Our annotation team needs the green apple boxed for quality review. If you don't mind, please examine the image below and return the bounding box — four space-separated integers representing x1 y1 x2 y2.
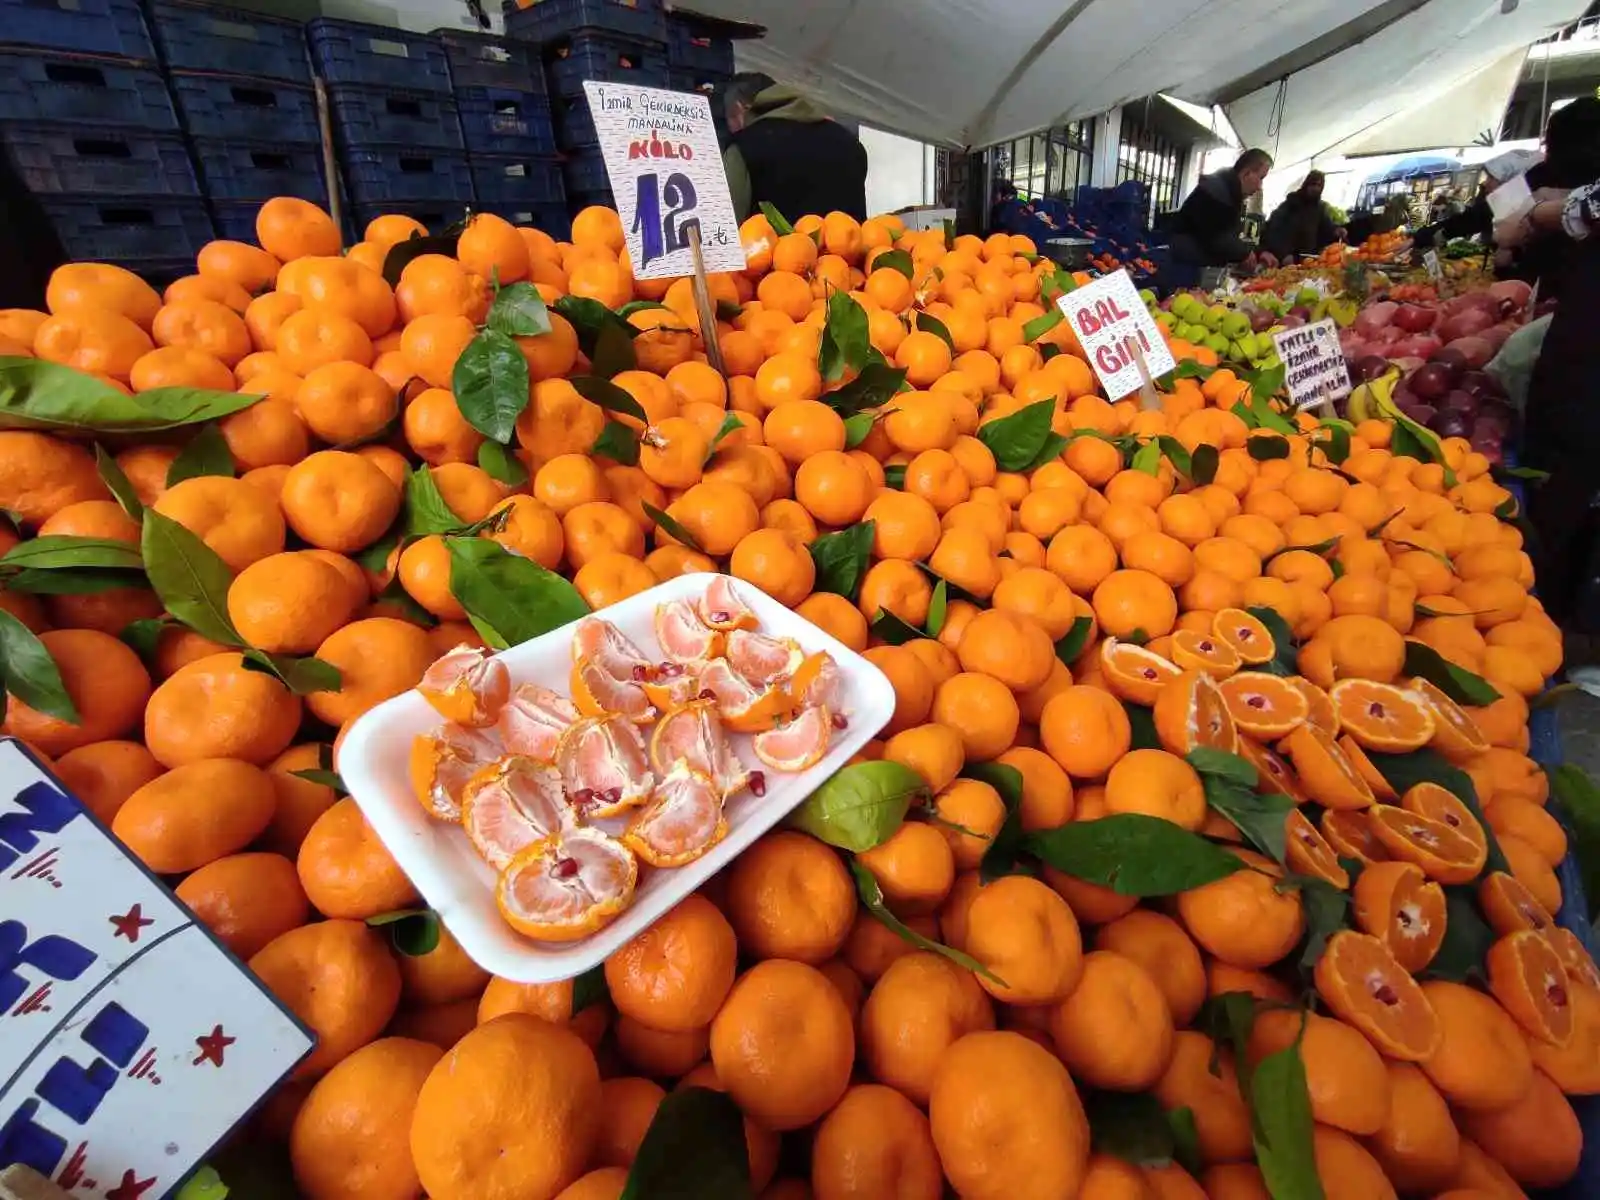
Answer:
1179 322 1209 343
1155 311 1177 330
1139 289 1157 307
1171 294 1200 322
1204 304 1229 330
1204 332 1231 355
1222 311 1251 341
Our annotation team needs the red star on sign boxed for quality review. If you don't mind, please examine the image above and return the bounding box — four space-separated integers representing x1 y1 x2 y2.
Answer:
108 904 154 943
105 1169 156 1200
192 1024 235 1068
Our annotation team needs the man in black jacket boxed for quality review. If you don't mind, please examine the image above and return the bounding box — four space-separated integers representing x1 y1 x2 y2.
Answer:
1168 148 1275 276
1263 170 1341 260
720 73 868 222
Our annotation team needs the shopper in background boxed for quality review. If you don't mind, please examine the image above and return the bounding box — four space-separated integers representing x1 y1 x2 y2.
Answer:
1413 148 1542 251
1165 148 1277 284
1262 169 1342 261
719 73 868 223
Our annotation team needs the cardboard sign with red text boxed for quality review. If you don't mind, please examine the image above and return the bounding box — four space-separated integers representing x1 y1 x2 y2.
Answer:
0 739 313 1198
1055 270 1175 401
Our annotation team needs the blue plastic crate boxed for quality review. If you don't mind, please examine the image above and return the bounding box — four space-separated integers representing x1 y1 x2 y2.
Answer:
2 125 198 196
168 72 318 144
469 152 564 206
343 146 473 205
560 146 609 195
0 0 154 59
667 67 730 99
545 30 669 97
665 15 733 75
307 18 451 95
476 201 569 240
504 0 665 47
0 49 177 130
455 86 556 155
329 84 464 151
145 0 307 82
550 91 595 149
435 27 542 90
192 138 325 201
42 195 212 261
566 186 612 211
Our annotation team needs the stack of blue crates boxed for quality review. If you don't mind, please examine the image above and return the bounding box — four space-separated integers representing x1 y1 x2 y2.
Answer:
436 28 565 238
0 0 212 276
307 17 471 232
146 0 322 245
664 10 734 99
504 0 669 211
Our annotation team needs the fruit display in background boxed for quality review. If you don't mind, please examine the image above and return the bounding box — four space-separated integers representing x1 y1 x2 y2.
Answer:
0 194 1585 1200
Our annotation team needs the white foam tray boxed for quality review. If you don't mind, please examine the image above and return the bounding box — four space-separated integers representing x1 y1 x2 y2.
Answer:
339 572 895 983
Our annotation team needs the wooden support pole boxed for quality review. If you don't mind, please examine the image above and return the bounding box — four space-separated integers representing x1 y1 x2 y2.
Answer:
688 225 726 375
313 77 343 247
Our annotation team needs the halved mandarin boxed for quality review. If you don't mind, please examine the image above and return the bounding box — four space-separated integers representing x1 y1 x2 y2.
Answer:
1313 929 1443 1062
1336 735 1397 801
1487 930 1574 1046
649 698 748 796
698 574 758 631
1368 805 1486 885
1218 672 1310 739
1284 809 1349 888
1479 870 1557 937
623 762 728 868
1330 679 1436 753
1100 636 1183 705
570 655 656 724
753 704 834 772
1153 669 1238 756
725 628 806 685
1289 675 1340 738
1212 607 1277 665
1281 723 1374 811
655 596 725 664
1170 628 1242 680
496 827 638 941
1547 926 1600 993
409 725 502 821
461 756 571 869
572 616 649 672
496 682 579 760
1400 781 1488 857
417 644 510 727
1236 736 1308 803
1407 676 1490 763
698 657 792 733
1352 860 1446 973
638 661 701 712
1321 809 1389 865
555 714 654 818
787 650 842 711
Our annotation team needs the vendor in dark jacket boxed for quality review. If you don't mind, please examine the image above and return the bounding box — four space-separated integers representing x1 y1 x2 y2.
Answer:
720 73 868 222
1168 148 1276 273
1262 169 1341 260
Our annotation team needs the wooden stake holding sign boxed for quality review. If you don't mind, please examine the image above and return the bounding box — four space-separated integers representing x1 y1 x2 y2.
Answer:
312 77 343 246
1056 269 1175 411
579 81 745 375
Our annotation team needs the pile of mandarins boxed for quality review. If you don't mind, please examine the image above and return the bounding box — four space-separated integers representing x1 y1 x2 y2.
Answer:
0 194 1591 1200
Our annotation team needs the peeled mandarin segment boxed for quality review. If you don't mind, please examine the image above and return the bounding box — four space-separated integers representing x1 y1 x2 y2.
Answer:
1478 870 1556 937
698 657 792 733
725 628 806 684
570 656 656 724
697 575 758 631
496 683 580 760
787 651 843 712
1336 734 1398 800
753 704 834 772
1320 808 1390 865
1217 671 1310 739
639 664 702 712
1401 780 1487 852
555 715 654 818
1283 810 1349 889
1368 804 1487 886
654 597 724 664
572 616 649 671
1351 860 1446 973
1487 930 1574 1047
1281 723 1374 811
408 726 503 822
1211 607 1276 664
417 644 510 727
1330 679 1436 753
1313 930 1443 1062
496 827 638 941
1169 629 1241 680
1408 676 1489 762
1099 637 1182 706
461 756 571 869
622 763 728 868
648 699 749 796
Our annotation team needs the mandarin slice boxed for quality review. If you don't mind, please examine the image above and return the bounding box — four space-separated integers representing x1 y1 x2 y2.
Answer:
1284 809 1349 888
655 596 724 664
1289 675 1340 737
1369 805 1486 885
461 756 571 869
417 643 510 727
1331 679 1436 753
409 725 502 821
1486 930 1574 1047
1478 870 1556 937
698 657 793 733
1212 607 1276 665
649 698 749 796
1336 734 1398 800
698 574 758 632
1400 781 1487 855
1153 669 1238 757
1236 736 1307 802
496 682 579 761
1351 860 1446 973
1321 809 1389 865
572 616 649 671
1218 672 1309 740
753 704 834 773
555 714 654 818
725 628 806 685
1313 930 1442 1062
1281 723 1374 811
1408 676 1490 763
1099 637 1182 706
497 827 638 941
622 762 728 868
570 656 656 724
1546 926 1600 993
1170 628 1242 680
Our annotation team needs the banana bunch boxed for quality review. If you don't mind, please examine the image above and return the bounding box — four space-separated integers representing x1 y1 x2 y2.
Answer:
1346 367 1402 425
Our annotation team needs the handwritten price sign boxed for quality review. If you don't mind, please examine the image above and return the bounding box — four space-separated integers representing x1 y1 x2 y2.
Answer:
582 81 745 280
1056 270 1175 401
0 739 312 1198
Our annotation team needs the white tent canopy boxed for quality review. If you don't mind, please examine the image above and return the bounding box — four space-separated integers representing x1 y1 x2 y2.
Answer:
1225 0 1581 177
1328 49 1530 158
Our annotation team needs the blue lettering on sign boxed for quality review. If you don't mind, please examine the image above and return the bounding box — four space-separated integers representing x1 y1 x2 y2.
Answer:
36 1055 116 1124
0 1099 68 1178
81 1001 148 1068
0 778 80 872
0 921 97 1013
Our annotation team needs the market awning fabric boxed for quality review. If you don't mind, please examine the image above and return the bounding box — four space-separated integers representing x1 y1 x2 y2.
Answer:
1327 50 1531 158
